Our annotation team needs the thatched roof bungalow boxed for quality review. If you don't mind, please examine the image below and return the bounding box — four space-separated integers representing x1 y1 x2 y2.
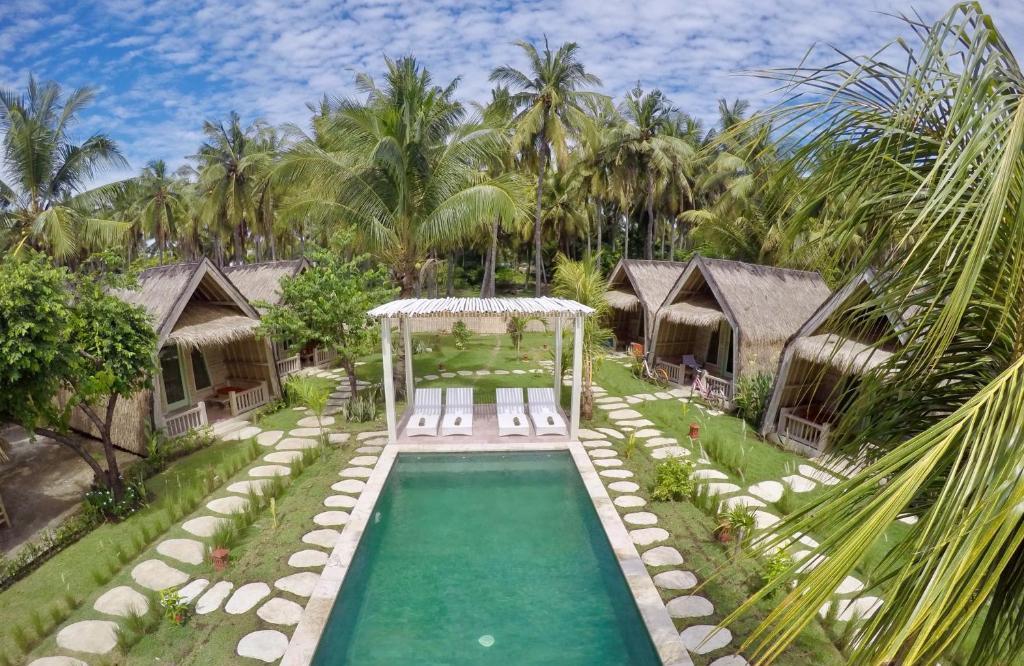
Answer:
71 260 282 453
606 259 689 351
761 270 907 455
650 257 831 401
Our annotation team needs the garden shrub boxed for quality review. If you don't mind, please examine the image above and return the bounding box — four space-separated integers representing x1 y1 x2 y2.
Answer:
451 320 471 350
734 372 774 427
650 458 695 501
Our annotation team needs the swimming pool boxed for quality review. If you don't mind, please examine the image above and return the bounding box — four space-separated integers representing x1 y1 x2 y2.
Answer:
309 451 661 665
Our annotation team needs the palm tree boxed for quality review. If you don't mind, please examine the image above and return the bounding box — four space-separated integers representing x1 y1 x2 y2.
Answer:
490 38 602 295
132 160 183 264
0 76 127 262
726 6 1024 665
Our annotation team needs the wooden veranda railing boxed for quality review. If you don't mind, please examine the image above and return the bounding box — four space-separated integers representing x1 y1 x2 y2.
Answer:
778 407 831 451
277 354 301 377
229 382 269 416
165 402 208 437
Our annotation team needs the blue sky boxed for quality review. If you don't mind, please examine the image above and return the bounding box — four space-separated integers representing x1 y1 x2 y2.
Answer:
2 0 1023 184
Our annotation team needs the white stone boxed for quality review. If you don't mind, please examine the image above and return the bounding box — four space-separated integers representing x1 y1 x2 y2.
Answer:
227 479 274 496
600 469 634 479
680 625 732 654
225 582 271 614
257 597 304 626
753 510 781 530
93 586 149 617
642 546 684 566
608 481 640 493
350 455 379 466
667 595 715 618
324 494 358 508
653 570 698 590
619 419 656 427
511 369 526 374
719 495 766 511
493 369 509 375
704 482 741 496
651 446 689 460
748 480 785 503
339 466 373 478
178 578 210 604
598 402 629 410
297 416 335 428
314 511 349 526
132 559 189 590
274 572 319 597
822 596 884 621
264 450 303 464
276 437 319 450
237 630 289 662
196 581 234 614
782 474 817 493
157 538 206 565
631 528 670 546
624 396 643 404
332 479 366 493
182 515 229 537
597 428 624 439
710 657 749 666
614 495 647 508
355 445 383 454
303 528 342 548
592 458 623 468
254 431 282 447
28 658 89 666
249 464 292 478
837 575 865 595
223 426 262 441
441 372 456 378
609 409 643 419
624 512 658 526
329 433 352 444
898 514 919 525
289 550 329 568
357 431 387 441
207 495 251 515
581 439 611 448
799 464 840 485
291 427 328 437
634 428 662 438
578 428 604 440
56 620 119 654
693 469 728 480
646 437 679 447
589 448 618 458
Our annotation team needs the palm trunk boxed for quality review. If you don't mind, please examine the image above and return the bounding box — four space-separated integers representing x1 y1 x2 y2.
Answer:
447 252 456 297
481 216 499 297
595 203 603 257
623 211 630 259
534 150 546 296
645 170 655 260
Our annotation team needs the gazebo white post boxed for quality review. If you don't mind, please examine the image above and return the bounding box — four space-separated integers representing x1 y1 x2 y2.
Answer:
380 317 398 442
402 317 414 407
553 317 563 405
570 314 584 440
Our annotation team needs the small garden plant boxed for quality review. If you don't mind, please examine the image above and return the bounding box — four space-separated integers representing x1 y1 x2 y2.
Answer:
650 458 695 501
159 588 189 626
451 320 471 350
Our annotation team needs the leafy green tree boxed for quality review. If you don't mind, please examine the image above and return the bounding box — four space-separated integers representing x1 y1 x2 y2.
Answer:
0 76 128 262
0 254 156 500
259 251 396 394
132 160 184 264
491 38 603 294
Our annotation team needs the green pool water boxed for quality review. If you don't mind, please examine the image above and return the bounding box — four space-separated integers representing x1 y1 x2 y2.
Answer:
311 451 661 665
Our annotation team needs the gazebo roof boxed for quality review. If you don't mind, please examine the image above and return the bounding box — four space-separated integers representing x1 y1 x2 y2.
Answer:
368 297 594 319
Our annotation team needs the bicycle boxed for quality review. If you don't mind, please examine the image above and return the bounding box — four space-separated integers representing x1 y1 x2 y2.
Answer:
632 352 670 388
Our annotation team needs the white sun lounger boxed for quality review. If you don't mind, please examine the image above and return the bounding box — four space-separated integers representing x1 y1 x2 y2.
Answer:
440 387 474 436
496 388 531 437
406 388 442 436
527 387 567 436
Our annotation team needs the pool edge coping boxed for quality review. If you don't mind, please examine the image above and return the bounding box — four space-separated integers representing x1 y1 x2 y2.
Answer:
281 442 693 666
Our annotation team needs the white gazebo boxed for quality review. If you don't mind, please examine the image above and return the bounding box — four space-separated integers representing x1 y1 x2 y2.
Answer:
367 297 595 443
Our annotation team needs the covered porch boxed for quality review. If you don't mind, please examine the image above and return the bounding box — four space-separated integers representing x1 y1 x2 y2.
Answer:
652 297 736 402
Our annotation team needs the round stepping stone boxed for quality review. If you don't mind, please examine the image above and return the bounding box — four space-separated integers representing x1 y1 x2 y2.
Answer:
298 416 335 427
799 464 840 485
275 571 319 597
578 428 604 440
608 481 640 493
314 510 349 526
324 494 358 508
349 455 379 466
651 446 689 460
494 369 509 375
237 629 289 662
620 419 655 427
332 479 366 493
157 538 207 565
593 458 623 468
589 448 618 458
28 659 89 666
249 464 291 477
340 467 373 478
599 402 630 410
277 437 318 450
329 432 352 444
631 528 670 546
132 559 188 590
357 430 387 440
303 528 342 548
653 570 698 590
782 474 817 492
667 595 714 618
582 439 612 448
720 495 766 511
255 430 283 447
56 620 119 654
291 427 327 437
224 425 262 441
837 575 864 595
94 586 149 617
177 578 210 604
225 582 271 614
227 479 273 496
624 396 643 404
355 445 383 454
710 657 750 666
634 428 662 438
680 625 732 654
257 597 304 626
704 482 741 496
597 428 624 439
748 480 785 502
614 495 647 508
207 495 250 515
693 469 728 480
600 469 634 479
646 437 679 446
642 546 684 566
263 450 303 464
182 515 229 537
197 581 234 614
753 510 781 530
289 549 328 568
609 409 643 419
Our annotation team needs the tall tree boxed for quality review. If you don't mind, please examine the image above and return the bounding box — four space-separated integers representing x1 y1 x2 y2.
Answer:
0 76 127 262
491 38 602 294
132 160 183 264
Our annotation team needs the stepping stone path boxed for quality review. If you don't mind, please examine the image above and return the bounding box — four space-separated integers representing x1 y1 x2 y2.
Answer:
277 437 318 450
56 620 119 654
837 575 865 595
642 546 684 567
631 528 669 545
651 446 689 460
249 464 291 477
589 448 618 458
257 597 304 626
653 570 698 590
297 416 335 427
255 430 283 446
704 482 741 496
264 451 304 464
597 428 624 439
333 479 366 493
593 458 623 468
349 455 379 466
782 474 817 493
275 572 320 597
28 658 89 666
197 581 234 614
748 480 784 503
132 559 189 590
314 510 349 526
225 582 271 615
303 529 341 548
600 469 634 479
157 538 207 565
340 467 373 478
799 464 839 485
720 495 766 511
93 586 149 617
693 469 728 480
178 578 210 604
228 479 273 495
324 494 358 508
288 549 328 568
667 595 715 618
680 625 732 654
237 630 289 663
624 512 658 526
183 515 229 537
614 495 646 508
710 657 749 666
608 481 640 493
224 425 262 441
207 495 251 514
355 445 383 454
609 409 643 419
291 427 328 437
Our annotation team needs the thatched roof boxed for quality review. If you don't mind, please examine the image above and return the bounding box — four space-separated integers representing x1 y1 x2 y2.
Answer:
113 262 202 331
791 334 893 374
660 297 726 327
606 289 641 311
224 259 308 310
167 303 261 348
608 259 688 313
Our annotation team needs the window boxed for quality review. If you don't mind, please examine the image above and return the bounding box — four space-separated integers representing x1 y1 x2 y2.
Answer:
191 348 212 390
159 346 187 409
706 329 720 365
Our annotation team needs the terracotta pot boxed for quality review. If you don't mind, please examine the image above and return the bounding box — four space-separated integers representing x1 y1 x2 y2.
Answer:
212 547 230 571
689 423 700 439
715 527 732 543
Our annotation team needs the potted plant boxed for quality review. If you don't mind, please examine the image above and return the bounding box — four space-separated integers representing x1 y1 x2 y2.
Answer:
159 588 190 626
716 505 756 547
